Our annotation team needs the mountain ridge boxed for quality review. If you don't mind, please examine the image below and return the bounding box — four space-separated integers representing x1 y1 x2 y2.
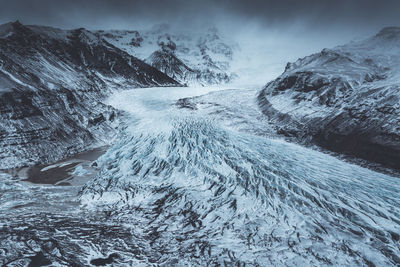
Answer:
0 21 180 169
258 27 400 172
97 25 237 85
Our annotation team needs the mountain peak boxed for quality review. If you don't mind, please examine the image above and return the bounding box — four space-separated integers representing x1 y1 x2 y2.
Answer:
0 20 23 31
11 20 23 27
0 20 34 40
9 20 28 32
69 27 102 45
374 26 400 40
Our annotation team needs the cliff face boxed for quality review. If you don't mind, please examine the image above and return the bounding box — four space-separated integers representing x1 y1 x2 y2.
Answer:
0 21 180 169
258 27 400 171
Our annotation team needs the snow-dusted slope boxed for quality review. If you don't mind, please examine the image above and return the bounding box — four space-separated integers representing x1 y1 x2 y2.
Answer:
258 27 400 172
0 21 179 169
98 25 237 85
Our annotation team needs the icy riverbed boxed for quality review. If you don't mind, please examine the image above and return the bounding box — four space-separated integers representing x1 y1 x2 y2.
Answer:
1 86 400 266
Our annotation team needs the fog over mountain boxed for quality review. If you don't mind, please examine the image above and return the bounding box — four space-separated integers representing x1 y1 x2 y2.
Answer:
1 0 400 84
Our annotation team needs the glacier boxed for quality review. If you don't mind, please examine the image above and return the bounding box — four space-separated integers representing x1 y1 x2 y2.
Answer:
3 87 398 266
79 87 400 266
1 23 400 266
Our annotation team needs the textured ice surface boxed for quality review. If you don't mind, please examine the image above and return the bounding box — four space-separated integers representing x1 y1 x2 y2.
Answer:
80 87 400 266
2 86 400 266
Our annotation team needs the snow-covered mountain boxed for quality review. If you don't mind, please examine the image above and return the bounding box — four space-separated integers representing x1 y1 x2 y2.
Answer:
258 27 400 172
0 21 179 169
98 25 237 85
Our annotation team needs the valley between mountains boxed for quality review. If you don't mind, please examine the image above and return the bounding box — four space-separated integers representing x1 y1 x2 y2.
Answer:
0 21 399 266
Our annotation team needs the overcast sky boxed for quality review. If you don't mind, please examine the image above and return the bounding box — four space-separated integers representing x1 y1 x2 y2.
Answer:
0 0 398 31
1 0 398 84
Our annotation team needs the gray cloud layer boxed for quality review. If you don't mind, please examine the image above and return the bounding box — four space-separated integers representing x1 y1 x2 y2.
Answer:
0 0 399 31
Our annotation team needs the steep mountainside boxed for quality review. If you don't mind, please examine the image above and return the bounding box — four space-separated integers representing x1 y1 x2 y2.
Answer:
98 25 237 85
258 27 400 171
0 21 179 169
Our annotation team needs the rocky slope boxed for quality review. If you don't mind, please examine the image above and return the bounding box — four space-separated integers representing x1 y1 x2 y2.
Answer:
0 21 179 169
98 25 237 85
258 27 400 172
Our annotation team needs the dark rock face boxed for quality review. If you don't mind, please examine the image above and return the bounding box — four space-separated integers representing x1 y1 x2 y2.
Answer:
0 21 180 169
0 87 113 168
90 253 120 266
146 49 197 84
258 27 400 172
27 252 52 267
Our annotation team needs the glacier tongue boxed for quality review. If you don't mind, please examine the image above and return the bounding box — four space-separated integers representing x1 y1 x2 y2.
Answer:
79 87 400 266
